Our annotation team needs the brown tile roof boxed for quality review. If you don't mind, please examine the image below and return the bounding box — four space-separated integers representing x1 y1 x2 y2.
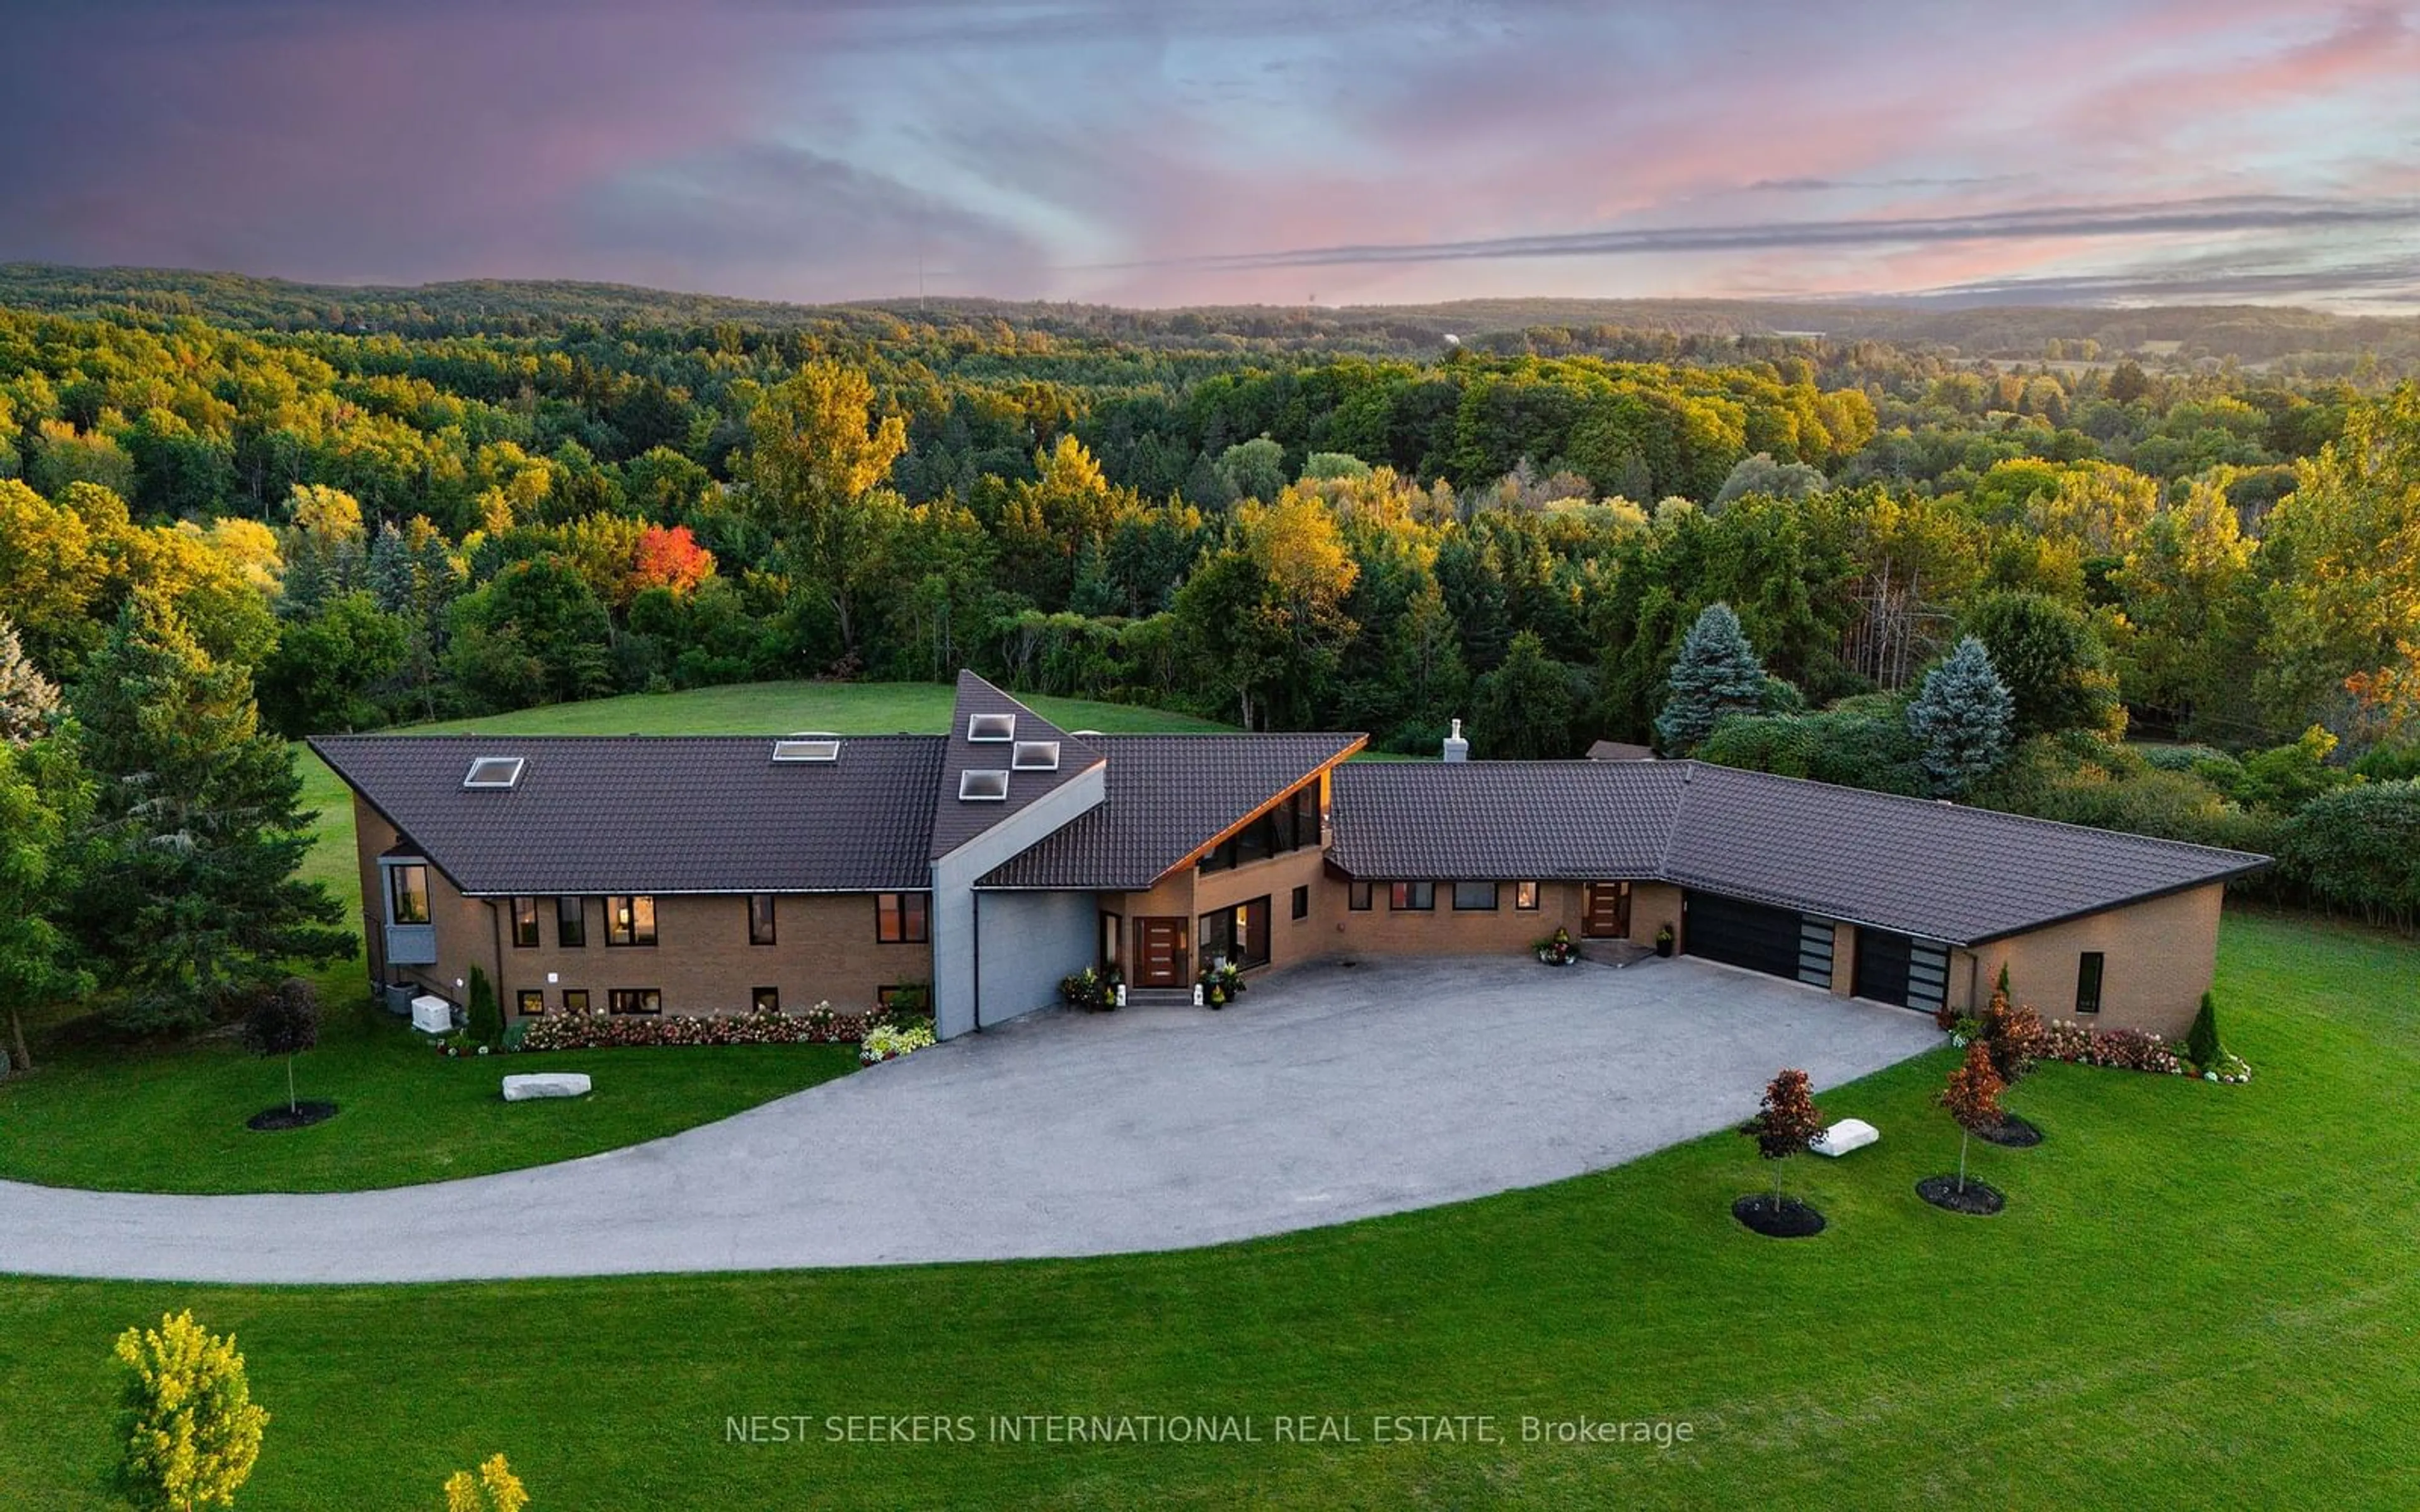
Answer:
1586 739 1657 761
1330 759 2267 944
928 670 1104 861
311 733 944 895
979 733 1366 890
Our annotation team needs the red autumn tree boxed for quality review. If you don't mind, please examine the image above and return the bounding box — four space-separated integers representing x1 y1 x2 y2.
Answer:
631 524 715 597
1739 1067 1823 1213
1940 1040 2005 1193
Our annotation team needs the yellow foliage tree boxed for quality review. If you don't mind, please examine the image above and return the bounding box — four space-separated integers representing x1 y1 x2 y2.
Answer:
112 1310 269 1512
443 1452 530 1512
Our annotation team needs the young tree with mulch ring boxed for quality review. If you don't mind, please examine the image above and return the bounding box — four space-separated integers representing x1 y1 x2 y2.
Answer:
1736 1067 1826 1237
1976 971 2047 1147
241 976 323 1127
1922 1041 2008 1215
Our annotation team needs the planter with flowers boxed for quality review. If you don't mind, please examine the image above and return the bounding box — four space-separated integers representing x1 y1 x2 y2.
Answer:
1059 965 1121 1012
1654 925 1675 958
1534 927 1577 966
1199 959 1247 1010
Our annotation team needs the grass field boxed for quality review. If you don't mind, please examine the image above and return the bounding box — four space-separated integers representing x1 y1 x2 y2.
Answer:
4 910 2414 1509
1 681 1223 1194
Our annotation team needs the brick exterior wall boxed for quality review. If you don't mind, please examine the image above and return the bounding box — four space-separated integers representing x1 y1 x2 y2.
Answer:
1947 883 2225 1040
350 796 930 1020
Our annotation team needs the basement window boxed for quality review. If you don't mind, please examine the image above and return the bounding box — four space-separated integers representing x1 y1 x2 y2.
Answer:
959 769 1010 801
1011 740 1061 772
462 756 524 790
771 734 841 762
967 712 1016 742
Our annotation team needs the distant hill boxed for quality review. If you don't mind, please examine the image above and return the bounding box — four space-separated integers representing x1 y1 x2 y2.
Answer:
4 261 2416 366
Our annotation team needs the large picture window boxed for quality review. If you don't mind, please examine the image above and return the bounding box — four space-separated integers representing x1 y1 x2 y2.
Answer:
1390 881 1434 912
388 864 430 925
1198 784 1325 874
606 896 656 947
511 896 541 948
1453 881 1499 912
877 893 929 944
1199 895 1272 971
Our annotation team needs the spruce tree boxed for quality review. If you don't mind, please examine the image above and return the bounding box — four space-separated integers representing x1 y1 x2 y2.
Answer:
70 592 351 1034
1906 636 2017 794
1654 602 1766 753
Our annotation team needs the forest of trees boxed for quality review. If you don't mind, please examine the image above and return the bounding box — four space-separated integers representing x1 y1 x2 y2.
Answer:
6 284 2420 994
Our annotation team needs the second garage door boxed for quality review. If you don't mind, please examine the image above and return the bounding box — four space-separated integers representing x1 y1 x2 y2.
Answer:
1683 891 1834 988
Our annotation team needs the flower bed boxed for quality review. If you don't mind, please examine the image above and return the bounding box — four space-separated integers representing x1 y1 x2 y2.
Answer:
2037 1019 2185 1076
519 1001 880 1053
860 1017 936 1065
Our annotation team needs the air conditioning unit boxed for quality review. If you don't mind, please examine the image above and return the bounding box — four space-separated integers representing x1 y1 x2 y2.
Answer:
410 994 455 1036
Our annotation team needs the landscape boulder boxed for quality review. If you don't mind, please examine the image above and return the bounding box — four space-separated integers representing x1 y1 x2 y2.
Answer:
1810 1118 1879 1158
502 1072 592 1102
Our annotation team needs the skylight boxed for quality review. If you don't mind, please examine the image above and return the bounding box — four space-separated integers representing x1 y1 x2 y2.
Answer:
1011 739 1061 772
959 769 1010 801
771 733 842 762
462 756 524 790
967 712 1016 742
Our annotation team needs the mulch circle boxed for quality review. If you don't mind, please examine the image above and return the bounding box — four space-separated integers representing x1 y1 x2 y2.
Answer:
1916 1174 2005 1215
246 1100 339 1132
1732 1194 1827 1238
1976 1113 2044 1148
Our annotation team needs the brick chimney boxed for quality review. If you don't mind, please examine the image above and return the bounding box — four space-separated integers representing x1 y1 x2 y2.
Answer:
1443 718 1469 762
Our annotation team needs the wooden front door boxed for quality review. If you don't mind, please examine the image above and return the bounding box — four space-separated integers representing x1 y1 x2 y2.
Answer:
1582 881 1631 939
1134 917 1189 988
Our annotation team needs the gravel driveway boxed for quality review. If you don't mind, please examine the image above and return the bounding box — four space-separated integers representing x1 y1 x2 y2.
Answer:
0 955 1937 1282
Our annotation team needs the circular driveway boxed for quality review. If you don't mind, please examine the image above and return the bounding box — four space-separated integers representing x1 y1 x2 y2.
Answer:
0 956 1939 1282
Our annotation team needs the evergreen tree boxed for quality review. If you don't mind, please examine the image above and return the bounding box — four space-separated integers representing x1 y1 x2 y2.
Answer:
0 616 62 746
112 1311 269 1512
69 592 351 1034
366 520 415 616
1473 631 1577 759
1654 602 1767 753
1906 636 2016 794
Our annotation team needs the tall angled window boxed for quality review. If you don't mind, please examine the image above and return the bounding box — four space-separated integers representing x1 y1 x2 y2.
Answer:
388 864 430 925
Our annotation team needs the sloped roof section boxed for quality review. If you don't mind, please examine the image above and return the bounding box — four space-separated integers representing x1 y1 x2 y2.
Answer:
1662 762 2268 944
982 733 1366 890
929 671 1105 861
1328 759 2265 944
1328 760 1688 882
312 734 944 895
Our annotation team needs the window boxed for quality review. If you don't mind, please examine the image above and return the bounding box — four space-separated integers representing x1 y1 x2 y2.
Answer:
511 896 540 948
877 892 930 944
556 895 585 948
771 734 841 762
1349 880 1373 912
1199 896 1271 970
878 983 930 1013
606 895 656 947
1100 912 1122 968
959 769 1010 801
1198 784 1326 875
1291 885 1310 920
1390 881 1434 912
608 988 662 1016
1514 881 1541 911
461 755 524 789
1453 881 1500 912
967 712 1015 742
749 893 777 946
388 864 430 925
516 989 544 1016
2076 952 2105 1015
562 989 591 1015
752 987 780 1014
1012 740 1060 771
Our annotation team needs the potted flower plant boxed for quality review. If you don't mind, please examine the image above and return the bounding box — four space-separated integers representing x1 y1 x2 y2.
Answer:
1654 924 1675 958
1533 927 1576 966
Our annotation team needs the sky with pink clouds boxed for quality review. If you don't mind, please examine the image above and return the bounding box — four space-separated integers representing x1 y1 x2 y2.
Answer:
4 1 2416 310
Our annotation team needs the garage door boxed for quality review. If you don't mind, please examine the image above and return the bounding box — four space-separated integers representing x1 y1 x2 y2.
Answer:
1683 892 1834 988
1852 929 1950 1014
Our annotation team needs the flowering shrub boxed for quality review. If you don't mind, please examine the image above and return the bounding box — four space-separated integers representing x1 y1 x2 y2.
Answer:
860 1017 935 1065
519 1000 885 1053
1059 966 1119 1010
1533 928 1576 966
2037 1019 2185 1075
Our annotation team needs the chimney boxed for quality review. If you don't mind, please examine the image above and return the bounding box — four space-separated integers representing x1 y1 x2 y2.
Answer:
1443 718 1469 763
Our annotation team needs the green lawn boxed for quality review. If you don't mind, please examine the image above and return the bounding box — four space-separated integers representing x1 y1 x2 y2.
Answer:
4 910 2414 1509
4 681 1223 1194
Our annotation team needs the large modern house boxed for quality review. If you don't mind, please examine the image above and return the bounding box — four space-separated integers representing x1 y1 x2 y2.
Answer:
314 672 2267 1043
